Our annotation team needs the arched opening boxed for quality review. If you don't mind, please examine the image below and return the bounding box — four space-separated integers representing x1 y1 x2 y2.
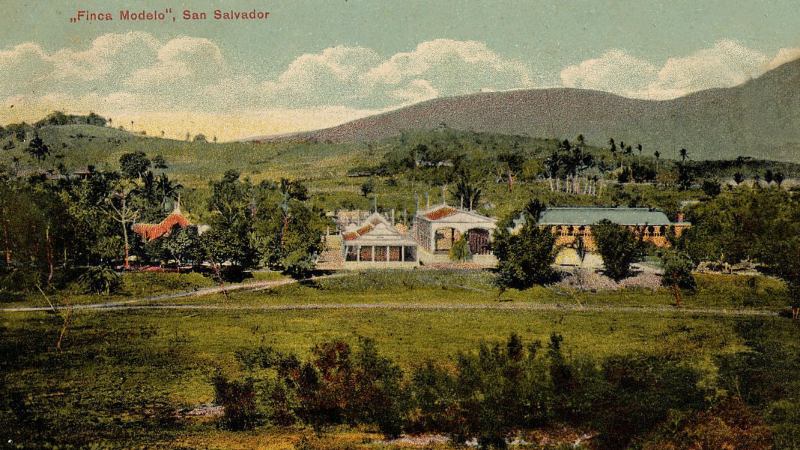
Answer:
434 227 461 252
466 228 491 255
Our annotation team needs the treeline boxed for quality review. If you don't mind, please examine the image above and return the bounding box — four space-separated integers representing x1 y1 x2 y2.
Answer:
214 334 776 449
0 153 325 297
676 185 800 312
0 112 108 140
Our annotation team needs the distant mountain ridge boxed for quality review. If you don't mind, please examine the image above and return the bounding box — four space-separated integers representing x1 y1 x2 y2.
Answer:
279 58 800 162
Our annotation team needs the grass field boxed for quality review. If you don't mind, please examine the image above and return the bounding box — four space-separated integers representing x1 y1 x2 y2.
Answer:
2 270 798 448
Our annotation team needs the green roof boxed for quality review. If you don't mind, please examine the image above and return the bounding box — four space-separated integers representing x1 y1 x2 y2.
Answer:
538 207 674 226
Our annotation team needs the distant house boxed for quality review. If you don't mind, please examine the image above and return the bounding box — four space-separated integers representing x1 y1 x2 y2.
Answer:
530 207 690 250
413 204 496 264
132 205 192 241
342 212 418 267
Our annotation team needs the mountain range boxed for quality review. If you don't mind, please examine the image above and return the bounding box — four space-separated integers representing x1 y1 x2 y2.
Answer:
276 58 800 162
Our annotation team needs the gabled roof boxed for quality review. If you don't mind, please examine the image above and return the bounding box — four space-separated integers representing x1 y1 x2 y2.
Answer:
342 213 416 246
132 209 191 241
538 207 675 226
417 204 495 224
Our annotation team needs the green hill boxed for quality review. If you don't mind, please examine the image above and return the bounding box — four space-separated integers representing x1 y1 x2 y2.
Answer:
287 58 800 163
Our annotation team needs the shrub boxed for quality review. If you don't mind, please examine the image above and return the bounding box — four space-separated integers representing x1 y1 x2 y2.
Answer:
212 371 259 430
449 236 471 262
78 266 121 295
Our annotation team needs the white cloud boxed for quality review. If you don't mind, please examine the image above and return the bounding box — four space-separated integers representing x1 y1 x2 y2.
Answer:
128 36 226 88
364 39 534 100
2 33 798 139
561 40 799 100
559 49 657 96
766 47 800 70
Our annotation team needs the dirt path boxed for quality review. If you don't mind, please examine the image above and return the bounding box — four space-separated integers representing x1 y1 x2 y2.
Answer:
2 298 779 317
0 277 304 312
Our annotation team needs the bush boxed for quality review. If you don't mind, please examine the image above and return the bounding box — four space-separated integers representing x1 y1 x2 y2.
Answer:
449 236 471 262
78 266 121 295
212 371 259 430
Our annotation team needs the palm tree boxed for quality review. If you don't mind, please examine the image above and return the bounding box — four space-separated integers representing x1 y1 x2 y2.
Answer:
679 148 688 163
654 150 661 172
157 173 183 210
636 143 643 162
608 138 617 167
451 177 482 210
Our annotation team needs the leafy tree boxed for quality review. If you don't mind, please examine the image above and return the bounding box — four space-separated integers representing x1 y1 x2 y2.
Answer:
26 134 50 161
733 172 745 185
152 155 168 169
659 249 696 306
764 169 774 186
360 178 375 197
677 163 693 190
493 210 558 289
701 179 721 197
119 152 151 179
769 237 800 319
250 184 325 278
774 171 785 187
162 226 202 269
204 171 255 273
193 133 207 142
593 219 644 281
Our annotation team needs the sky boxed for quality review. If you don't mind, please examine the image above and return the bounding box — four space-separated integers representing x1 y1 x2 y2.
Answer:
1 0 799 140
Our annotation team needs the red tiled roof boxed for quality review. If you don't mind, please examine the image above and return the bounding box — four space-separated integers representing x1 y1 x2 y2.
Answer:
343 224 374 241
132 212 191 241
424 206 457 221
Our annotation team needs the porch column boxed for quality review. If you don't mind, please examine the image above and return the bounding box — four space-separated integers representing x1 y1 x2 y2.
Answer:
371 246 375 262
401 247 405 262
386 246 390 262
356 246 360 262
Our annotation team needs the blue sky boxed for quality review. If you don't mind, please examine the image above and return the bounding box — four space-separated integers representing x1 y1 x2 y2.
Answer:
1 0 798 139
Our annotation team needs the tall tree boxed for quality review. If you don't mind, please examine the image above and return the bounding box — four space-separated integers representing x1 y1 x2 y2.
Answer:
104 182 139 270
26 134 50 161
659 249 696 307
593 219 644 281
493 209 558 290
119 152 151 179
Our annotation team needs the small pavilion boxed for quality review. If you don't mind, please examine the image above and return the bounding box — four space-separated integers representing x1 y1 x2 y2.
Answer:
413 204 496 256
342 212 418 267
